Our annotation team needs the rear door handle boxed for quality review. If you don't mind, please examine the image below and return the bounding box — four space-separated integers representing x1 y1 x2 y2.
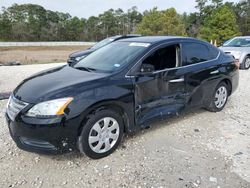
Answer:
169 78 185 83
210 70 219 74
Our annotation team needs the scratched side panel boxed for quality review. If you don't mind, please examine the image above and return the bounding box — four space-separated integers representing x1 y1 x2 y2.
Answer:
133 69 186 126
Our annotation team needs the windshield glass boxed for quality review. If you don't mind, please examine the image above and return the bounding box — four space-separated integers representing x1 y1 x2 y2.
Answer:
90 38 115 50
74 42 150 73
223 38 250 47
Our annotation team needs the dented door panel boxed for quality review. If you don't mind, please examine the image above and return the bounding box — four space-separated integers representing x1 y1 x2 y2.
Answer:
133 68 186 126
184 60 223 108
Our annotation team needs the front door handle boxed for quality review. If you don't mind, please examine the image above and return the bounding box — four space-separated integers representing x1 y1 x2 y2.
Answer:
169 78 185 83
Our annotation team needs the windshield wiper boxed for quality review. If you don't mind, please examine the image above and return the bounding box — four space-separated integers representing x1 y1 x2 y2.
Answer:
75 66 97 72
75 67 92 72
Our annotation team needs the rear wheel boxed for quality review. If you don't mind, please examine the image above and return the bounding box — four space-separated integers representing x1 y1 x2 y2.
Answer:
244 56 250 70
206 82 229 112
78 109 124 159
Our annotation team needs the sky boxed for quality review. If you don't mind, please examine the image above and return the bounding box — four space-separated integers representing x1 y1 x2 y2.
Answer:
0 0 240 19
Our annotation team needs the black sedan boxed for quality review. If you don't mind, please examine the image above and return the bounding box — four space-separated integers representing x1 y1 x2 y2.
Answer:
67 34 141 65
6 36 239 159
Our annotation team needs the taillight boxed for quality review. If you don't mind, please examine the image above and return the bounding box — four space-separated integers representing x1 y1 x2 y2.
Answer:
233 59 240 69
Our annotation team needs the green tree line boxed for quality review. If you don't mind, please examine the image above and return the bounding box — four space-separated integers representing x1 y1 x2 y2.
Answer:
0 0 249 44
0 4 142 41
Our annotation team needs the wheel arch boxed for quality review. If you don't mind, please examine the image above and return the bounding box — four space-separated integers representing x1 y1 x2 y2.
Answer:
241 54 250 69
221 78 232 96
77 100 133 137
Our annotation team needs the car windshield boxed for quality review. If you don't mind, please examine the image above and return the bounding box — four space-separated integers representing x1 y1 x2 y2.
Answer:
223 38 250 47
90 38 115 50
74 42 150 73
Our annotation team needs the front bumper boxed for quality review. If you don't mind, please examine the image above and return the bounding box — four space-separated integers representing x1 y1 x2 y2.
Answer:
5 113 79 154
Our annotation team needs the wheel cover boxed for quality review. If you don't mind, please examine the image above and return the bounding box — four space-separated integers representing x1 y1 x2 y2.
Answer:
245 58 250 69
88 117 120 154
214 86 228 108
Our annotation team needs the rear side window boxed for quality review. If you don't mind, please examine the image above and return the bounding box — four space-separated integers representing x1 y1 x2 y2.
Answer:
182 43 214 66
209 45 219 59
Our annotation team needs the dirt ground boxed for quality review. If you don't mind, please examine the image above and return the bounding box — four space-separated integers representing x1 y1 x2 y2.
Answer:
0 46 90 65
0 64 249 188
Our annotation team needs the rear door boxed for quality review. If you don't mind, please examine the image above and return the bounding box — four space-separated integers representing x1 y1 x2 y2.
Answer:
181 42 221 108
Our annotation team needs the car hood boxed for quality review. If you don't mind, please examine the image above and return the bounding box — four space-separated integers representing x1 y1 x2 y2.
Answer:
219 46 250 52
13 65 108 103
69 49 95 58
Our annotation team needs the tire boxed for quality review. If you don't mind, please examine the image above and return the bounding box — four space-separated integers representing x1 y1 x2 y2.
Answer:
206 82 229 112
243 56 250 70
78 109 124 159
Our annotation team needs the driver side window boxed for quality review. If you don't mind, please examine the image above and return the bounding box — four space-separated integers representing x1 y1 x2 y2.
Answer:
140 44 180 73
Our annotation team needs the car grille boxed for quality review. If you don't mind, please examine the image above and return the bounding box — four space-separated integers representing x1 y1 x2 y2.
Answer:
6 95 29 121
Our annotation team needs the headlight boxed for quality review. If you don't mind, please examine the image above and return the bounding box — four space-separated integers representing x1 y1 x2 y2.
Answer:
6 95 11 108
26 97 73 117
75 55 86 61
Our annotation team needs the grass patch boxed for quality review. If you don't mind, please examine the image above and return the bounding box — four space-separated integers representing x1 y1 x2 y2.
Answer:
0 45 91 65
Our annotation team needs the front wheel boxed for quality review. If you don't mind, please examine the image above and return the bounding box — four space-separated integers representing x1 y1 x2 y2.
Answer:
206 82 229 112
244 56 250 70
78 109 124 159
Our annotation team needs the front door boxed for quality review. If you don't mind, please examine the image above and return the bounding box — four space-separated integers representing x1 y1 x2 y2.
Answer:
131 44 187 126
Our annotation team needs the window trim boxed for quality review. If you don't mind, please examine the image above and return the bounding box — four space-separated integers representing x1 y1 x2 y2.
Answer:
126 42 181 76
126 41 220 77
181 42 215 66
141 43 181 72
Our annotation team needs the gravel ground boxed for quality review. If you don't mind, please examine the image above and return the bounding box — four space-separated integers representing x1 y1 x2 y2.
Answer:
0 64 249 188
0 63 65 92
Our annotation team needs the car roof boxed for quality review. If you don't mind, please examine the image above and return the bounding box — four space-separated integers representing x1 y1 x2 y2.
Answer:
118 36 199 44
109 34 142 41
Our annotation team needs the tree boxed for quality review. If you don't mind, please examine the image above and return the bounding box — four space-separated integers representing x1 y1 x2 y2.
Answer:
160 8 186 35
127 6 142 33
136 8 163 35
63 17 85 41
211 0 223 8
5 4 48 40
195 0 208 17
200 5 241 44
0 2 245 42
136 8 186 36
182 12 199 37
0 7 12 40
194 0 223 35
99 9 118 37
232 0 250 35
114 8 125 35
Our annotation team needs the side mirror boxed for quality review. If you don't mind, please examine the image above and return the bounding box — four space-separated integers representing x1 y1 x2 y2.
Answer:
67 59 75 66
140 64 155 73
